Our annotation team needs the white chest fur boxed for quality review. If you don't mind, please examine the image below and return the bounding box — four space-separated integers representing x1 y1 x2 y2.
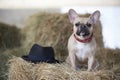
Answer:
75 38 96 61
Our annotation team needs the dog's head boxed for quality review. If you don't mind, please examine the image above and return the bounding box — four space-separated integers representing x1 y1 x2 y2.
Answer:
68 9 100 40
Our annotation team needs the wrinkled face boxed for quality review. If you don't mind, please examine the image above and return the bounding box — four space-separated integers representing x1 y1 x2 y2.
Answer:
68 9 100 39
73 18 93 37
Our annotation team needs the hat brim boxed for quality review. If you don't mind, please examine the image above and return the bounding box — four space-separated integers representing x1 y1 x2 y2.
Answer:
21 55 59 64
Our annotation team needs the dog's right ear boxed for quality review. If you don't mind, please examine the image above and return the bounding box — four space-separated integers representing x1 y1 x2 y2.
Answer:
68 9 79 24
89 10 100 24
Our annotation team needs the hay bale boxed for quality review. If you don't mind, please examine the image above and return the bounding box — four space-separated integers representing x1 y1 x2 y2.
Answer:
8 57 33 80
0 47 29 80
97 48 120 70
22 13 103 61
0 22 22 50
8 54 120 80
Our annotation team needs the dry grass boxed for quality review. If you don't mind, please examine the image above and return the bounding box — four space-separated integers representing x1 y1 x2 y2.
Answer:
8 57 32 80
0 47 27 80
0 22 23 80
0 22 22 50
9 49 120 80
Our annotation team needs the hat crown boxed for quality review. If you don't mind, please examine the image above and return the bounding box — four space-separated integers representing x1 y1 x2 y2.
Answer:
29 44 55 61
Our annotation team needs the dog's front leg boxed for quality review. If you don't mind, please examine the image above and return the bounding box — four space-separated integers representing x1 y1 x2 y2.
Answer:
69 52 77 70
88 56 94 71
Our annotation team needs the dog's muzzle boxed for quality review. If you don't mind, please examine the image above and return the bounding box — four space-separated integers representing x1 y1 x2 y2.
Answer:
76 26 90 37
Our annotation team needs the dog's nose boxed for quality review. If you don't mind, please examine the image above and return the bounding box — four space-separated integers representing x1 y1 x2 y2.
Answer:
81 25 87 29
83 25 87 28
80 27 90 37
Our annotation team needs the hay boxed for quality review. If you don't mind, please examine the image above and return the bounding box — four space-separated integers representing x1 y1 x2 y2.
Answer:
0 47 29 80
22 13 103 61
0 22 24 80
97 48 120 70
8 51 120 80
0 22 22 50
0 22 24 79
8 57 33 80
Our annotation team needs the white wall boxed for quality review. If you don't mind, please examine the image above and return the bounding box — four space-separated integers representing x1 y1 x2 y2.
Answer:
0 0 120 9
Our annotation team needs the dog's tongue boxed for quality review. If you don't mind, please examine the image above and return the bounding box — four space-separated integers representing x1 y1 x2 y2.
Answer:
78 32 89 37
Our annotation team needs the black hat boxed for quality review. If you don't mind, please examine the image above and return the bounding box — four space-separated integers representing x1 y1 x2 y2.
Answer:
21 44 59 63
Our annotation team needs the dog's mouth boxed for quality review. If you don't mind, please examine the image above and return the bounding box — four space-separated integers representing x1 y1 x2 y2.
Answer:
76 30 90 37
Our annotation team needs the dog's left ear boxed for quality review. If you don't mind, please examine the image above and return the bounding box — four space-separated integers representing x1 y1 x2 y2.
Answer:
89 10 100 24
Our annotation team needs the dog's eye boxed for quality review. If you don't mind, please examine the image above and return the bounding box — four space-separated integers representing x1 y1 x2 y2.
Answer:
86 23 91 27
75 22 80 27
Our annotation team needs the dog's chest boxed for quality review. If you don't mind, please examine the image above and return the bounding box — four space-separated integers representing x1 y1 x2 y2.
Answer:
75 41 96 61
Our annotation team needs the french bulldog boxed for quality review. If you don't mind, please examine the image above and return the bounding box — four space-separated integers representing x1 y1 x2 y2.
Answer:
66 9 100 71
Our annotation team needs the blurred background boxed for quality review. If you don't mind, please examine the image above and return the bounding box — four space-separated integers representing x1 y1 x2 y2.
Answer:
0 0 120 49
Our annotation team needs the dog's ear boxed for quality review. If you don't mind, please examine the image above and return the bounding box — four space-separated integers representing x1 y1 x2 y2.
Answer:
68 9 79 24
89 10 100 24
